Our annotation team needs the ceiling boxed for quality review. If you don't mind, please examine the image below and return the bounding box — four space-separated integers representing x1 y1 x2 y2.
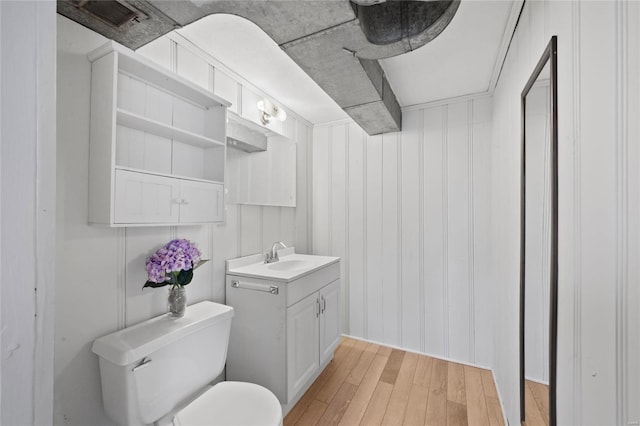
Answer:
176 0 517 125
176 13 349 125
380 0 515 107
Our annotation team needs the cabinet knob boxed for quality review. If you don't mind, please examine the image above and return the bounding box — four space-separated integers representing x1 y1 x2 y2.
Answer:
182 198 190 205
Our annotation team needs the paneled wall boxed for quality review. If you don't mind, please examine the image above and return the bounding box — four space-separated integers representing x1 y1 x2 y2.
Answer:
312 98 494 368
54 16 311 425
1 2 56 424
490 1 640 424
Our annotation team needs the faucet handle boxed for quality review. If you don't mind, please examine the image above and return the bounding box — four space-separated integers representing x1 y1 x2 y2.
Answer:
265 242 287 264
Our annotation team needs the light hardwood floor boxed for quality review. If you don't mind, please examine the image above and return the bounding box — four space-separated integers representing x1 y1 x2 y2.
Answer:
523 380 549 426
284 337 504 426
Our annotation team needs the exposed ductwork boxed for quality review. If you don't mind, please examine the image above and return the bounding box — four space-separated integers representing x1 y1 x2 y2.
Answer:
58 0 460 135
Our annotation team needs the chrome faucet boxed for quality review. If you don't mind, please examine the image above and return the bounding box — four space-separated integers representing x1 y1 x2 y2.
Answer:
265 241 287 263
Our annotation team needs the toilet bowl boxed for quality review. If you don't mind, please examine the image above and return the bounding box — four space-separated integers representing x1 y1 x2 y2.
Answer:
92 301 282 426
172 382 282 426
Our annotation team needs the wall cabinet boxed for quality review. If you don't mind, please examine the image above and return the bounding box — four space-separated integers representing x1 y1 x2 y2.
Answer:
87 41 230 226
226 133 297 207
226 110 297 208
225 259 340 414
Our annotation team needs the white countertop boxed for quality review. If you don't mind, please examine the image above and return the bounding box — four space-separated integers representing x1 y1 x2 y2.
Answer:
226 248 340 283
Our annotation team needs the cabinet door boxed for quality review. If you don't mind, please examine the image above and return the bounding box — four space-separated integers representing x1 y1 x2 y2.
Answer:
319 280 341 365
287 292 320 399
178 180 223 223
265 136 296 207
114 169 179 224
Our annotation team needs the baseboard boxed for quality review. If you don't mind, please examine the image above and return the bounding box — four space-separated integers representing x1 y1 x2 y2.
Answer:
341 334 492 370
524 376 549 386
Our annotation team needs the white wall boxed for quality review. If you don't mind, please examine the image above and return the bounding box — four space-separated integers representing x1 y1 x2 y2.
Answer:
54 16 311 425
1 2 56 424
490 1 640 424
312 98 494 368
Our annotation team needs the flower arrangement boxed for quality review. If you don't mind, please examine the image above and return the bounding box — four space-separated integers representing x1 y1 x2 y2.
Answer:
143 239 208 289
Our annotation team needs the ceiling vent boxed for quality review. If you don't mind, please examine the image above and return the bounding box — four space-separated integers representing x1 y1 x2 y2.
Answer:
71 1 146 29
351 0 455 46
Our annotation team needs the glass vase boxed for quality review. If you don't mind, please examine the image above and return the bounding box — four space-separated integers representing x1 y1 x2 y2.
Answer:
168 286 186 318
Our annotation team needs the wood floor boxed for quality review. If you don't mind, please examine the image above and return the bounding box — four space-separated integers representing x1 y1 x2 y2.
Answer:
523 380 549 426
284 337 504 426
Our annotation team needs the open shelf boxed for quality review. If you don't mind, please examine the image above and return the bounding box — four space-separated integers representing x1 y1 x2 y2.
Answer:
117 109 225 149
114 166 224 185
89 41 231 109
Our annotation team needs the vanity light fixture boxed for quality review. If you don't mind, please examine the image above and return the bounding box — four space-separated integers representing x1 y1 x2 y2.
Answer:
257 98 287 125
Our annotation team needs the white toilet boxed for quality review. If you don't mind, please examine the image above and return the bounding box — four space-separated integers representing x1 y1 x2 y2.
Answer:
92 301 283 426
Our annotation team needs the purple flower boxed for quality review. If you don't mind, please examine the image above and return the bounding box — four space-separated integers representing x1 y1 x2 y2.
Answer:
143 239 204 287
145 253 169 283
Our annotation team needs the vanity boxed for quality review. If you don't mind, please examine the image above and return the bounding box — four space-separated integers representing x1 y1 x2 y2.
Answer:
225 248 340 414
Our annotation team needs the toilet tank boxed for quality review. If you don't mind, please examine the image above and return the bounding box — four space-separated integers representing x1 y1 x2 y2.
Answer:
92 301 234 425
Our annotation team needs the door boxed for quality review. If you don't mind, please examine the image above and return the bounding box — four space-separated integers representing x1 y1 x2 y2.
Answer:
319 279 341 365
178 180 223 223
114 169 179 224
286 292 320 399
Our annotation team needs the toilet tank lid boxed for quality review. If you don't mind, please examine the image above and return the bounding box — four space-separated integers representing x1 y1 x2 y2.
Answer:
92 301 234 366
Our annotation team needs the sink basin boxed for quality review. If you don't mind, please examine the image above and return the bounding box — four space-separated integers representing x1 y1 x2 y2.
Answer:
226 248 340 282
267 259 311 271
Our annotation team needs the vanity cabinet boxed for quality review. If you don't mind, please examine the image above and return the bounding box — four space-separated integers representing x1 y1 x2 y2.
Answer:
87 41 230 226
225 255 340 414
287 280 340 399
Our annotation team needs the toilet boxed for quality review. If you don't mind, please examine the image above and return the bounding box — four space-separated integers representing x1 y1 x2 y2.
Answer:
92 301 283 426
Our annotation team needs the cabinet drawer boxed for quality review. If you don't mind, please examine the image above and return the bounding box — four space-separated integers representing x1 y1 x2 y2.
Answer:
286 262 340 307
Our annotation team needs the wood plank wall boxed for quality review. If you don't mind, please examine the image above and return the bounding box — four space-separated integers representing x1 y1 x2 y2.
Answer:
54 19 312 425
312 99 493 368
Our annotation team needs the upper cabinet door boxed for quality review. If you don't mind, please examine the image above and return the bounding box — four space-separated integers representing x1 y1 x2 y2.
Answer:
319 279 341 365
227 135 297 207
178 180 223 224
266 136 297 207
114 169 179 224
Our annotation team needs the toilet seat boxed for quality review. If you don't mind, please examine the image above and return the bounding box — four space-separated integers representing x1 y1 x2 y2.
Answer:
173 382 283 426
